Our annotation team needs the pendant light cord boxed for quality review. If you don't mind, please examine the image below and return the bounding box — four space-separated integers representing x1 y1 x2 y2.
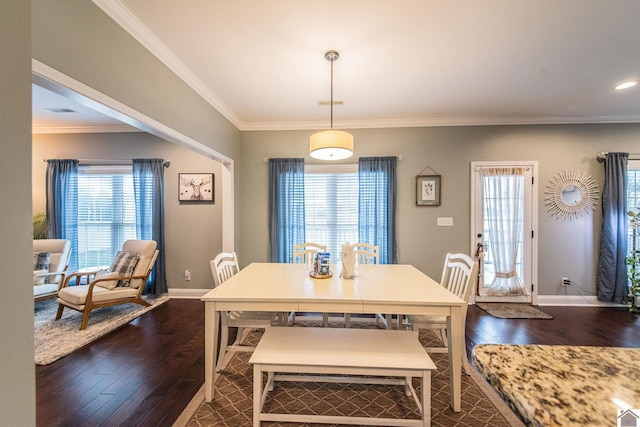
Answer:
330 56 334 130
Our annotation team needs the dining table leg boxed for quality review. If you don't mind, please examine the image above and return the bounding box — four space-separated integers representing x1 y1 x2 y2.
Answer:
204 301 219 402
448 306 462 412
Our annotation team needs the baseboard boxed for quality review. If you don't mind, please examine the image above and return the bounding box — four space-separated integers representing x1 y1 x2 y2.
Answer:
167 288 210 299
532 295 627 307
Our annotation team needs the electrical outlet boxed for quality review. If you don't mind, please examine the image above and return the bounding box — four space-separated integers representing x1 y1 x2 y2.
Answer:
184 270 191 281
561 276 569 286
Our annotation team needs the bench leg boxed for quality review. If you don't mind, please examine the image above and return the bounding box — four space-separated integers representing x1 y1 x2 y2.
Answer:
253 364 262 427
422 370 431 427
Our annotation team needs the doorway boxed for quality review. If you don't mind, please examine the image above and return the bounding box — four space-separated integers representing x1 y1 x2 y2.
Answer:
470 161 538 304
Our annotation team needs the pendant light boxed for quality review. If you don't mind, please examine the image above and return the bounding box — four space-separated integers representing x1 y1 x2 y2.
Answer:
309 50 354 160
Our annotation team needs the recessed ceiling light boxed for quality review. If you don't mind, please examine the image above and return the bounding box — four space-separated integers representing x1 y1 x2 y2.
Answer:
614 81 638 90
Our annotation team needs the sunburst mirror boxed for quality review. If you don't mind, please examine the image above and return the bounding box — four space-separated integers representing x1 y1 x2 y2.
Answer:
544 170 599 221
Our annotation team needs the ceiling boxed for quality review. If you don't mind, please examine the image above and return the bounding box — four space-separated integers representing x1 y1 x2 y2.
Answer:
33 0 640 133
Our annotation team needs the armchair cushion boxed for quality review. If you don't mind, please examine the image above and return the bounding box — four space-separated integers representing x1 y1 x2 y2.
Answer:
57 284 138 307
94 269 121 290
109 251 140 287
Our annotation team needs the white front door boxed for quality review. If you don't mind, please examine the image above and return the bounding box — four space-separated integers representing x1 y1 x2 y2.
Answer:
470 161 538 304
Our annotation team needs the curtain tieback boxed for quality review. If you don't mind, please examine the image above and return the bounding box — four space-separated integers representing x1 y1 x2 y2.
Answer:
495 270 516 278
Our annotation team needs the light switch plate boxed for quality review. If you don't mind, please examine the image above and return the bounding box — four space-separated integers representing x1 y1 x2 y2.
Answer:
437 217 454 226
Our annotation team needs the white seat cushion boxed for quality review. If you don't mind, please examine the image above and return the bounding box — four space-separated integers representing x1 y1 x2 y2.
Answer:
57 284 137 306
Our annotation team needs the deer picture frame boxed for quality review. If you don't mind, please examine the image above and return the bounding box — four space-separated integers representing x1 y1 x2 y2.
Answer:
179 173 214 203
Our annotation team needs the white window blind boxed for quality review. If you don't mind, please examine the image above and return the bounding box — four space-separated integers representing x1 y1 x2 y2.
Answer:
304 164 358 263
77 165 137 269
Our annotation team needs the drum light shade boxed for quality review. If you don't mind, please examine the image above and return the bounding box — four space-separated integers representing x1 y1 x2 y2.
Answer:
310 129 354 160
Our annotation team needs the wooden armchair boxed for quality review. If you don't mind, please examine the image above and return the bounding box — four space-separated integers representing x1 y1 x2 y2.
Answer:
55 240 159 330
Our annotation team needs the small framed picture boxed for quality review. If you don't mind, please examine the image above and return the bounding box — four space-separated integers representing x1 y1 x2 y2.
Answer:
179 173 214 203
416 175 441 206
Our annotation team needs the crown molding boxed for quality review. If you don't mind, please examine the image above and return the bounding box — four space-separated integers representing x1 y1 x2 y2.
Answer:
241 114 640 131
84 2 640 132
92 0 242 129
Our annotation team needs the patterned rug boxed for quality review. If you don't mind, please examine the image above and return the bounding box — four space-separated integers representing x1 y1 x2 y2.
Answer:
177 317 524 427
34 295 169 365
475 303 553 319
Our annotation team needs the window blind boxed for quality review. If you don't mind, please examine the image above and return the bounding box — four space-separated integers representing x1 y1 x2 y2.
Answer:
77 165 137 269
304 164 358 263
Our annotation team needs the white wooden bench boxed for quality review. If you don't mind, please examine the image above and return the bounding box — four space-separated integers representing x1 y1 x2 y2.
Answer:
249 327 436 427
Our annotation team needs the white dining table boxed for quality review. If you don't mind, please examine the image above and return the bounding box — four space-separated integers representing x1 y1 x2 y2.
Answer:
201 262 466 412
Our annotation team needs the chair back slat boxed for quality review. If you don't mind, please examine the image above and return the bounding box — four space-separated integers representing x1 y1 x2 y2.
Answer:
353 243 379 265
440 253 479 303
210 252 239 287
293 243 327 268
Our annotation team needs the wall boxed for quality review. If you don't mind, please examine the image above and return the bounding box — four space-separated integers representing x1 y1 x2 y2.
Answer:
32 0 243 262
33 132 223 291
241 123 640 299
0 1 35 425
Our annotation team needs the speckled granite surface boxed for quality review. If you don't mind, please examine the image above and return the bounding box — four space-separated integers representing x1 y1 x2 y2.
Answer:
472 344 640 427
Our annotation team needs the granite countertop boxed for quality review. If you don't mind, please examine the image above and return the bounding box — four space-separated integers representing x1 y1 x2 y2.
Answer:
472 344 640 427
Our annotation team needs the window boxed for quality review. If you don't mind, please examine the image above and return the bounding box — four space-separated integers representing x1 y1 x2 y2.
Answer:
304 164 358 263
77 165 137 269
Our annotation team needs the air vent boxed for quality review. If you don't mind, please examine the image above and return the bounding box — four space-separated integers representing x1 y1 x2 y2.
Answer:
45 108 77 113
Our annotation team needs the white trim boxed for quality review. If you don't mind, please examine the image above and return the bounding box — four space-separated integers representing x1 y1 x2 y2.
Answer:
91 0 242 129
32 123 142 134
534 295 627 307
91 0 640 132
32 59 233 166
470 161 539 305
168 288 210 299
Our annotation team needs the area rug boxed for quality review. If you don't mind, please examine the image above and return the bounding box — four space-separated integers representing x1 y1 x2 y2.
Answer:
475 303 553 319
34 295 169 365
473 344 640 426
176 318 524 427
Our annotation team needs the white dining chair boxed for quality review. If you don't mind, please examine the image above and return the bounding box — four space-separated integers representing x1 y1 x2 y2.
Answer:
343 243 389 328
292 242 327 324
210 251 280 372
406 252 479 374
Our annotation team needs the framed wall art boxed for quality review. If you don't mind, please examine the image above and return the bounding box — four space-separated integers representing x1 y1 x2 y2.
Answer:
416 175 441 206
179 173 214 203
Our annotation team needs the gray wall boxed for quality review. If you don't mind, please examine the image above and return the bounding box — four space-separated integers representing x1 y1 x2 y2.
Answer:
1 1 35 425
33 132 223 290
240 124 640 297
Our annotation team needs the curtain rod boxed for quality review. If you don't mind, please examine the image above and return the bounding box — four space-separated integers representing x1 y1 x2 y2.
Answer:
596 151 640 163
263 155 403 163
42 158 170 167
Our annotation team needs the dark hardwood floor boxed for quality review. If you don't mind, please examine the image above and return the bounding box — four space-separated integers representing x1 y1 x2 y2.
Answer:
36 299 206 427
36 300 640 427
